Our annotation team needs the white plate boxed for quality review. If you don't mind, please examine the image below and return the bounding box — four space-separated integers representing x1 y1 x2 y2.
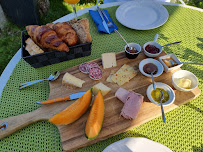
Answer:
139 58 164 77
103 137 173 152
147 82 175 106
116 1 169 30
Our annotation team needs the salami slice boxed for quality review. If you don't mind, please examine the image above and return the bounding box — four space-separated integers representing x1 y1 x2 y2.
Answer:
87 62 99 72
89 67 102 80
79 62 89 74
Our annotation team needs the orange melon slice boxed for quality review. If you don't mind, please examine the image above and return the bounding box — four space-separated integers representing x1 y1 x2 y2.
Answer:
85 90 105 140
49 89 92 125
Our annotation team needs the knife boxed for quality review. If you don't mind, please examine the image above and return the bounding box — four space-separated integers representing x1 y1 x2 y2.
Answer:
97 6 110 34
36 91 86 104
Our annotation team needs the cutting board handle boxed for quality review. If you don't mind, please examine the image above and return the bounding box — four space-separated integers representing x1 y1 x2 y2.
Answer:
0 108 45 139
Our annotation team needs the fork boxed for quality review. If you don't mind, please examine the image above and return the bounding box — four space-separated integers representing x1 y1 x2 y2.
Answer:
100 9 114 28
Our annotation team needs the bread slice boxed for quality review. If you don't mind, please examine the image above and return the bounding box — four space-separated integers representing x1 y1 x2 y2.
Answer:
25 44 34 55
25 38 44 55
66 19 77 25
69 18 92 44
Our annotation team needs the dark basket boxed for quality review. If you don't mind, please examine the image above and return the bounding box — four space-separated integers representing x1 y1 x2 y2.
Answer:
21 30 92 68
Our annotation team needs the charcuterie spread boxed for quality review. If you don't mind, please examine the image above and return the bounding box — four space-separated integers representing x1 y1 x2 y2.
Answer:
1 7 202 151
40 29 199 151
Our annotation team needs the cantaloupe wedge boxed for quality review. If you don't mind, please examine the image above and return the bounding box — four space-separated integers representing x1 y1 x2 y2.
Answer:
49 89 92 125
85 90 105 140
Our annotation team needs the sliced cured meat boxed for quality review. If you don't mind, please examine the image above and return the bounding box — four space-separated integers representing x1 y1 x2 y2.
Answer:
87 62 99 72
121 91 143 120
115 88 130 103
89 67 102 80
79 62 89 74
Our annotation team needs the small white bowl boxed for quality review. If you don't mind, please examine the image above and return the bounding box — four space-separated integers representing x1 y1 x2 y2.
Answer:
139 58 164 77
147 82 175 106
159 53 183 72
124 43 141 59
172 70 199 92
143 41 162 58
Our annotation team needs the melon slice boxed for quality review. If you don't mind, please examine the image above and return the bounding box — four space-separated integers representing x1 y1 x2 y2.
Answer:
49 89 92 125
85 90 105 140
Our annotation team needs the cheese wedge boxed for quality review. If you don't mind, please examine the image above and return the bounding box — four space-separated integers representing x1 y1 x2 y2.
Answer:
111 64 137 86
101 53 117 69
62 72 85 88
106 70 116 82
106 75 113 82
92 82 111 96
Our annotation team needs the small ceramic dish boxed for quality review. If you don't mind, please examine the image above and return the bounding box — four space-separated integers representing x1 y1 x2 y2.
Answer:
139 58 164 77
159 53 183 72
147 82 175 106
143 41 162 58
171 70 199 92
124 43 141 59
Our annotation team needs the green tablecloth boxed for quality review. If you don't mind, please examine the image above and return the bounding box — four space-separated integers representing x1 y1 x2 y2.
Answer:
0 5 203 152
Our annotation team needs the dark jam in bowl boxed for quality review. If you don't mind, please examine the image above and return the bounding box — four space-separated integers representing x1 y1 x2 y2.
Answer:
143 63 158 75
126 47 138 53
145 44 160 54
125 46 140 59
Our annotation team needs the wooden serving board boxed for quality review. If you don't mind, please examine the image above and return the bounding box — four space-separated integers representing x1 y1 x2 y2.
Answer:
0 51 201 151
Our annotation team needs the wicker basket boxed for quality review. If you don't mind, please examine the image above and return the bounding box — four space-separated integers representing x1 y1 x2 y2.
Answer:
21 30 92 68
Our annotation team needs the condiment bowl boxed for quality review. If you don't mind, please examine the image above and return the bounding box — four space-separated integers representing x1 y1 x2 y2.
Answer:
124 43 141 59
143 41 162 58
139 58 164 77
159 53 183 72
147 82 175 106
171 70 199 92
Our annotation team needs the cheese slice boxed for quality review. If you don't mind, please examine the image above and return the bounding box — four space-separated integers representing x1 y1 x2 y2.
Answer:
62 72 85 88
106 75 113 82
106 70 116 82
92 82 111 96
111 64 137 86
101 53 117 69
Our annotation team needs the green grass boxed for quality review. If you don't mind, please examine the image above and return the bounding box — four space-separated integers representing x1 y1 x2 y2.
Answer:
0 22 23 75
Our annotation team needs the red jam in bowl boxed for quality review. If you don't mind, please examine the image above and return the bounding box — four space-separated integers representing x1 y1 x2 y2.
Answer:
126 47 138 53
145 44 160 54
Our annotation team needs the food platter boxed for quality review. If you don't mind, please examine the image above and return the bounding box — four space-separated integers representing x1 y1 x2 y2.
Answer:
0 13 201 151
115 1 169 30
47 51 201 151
0 51 201 151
